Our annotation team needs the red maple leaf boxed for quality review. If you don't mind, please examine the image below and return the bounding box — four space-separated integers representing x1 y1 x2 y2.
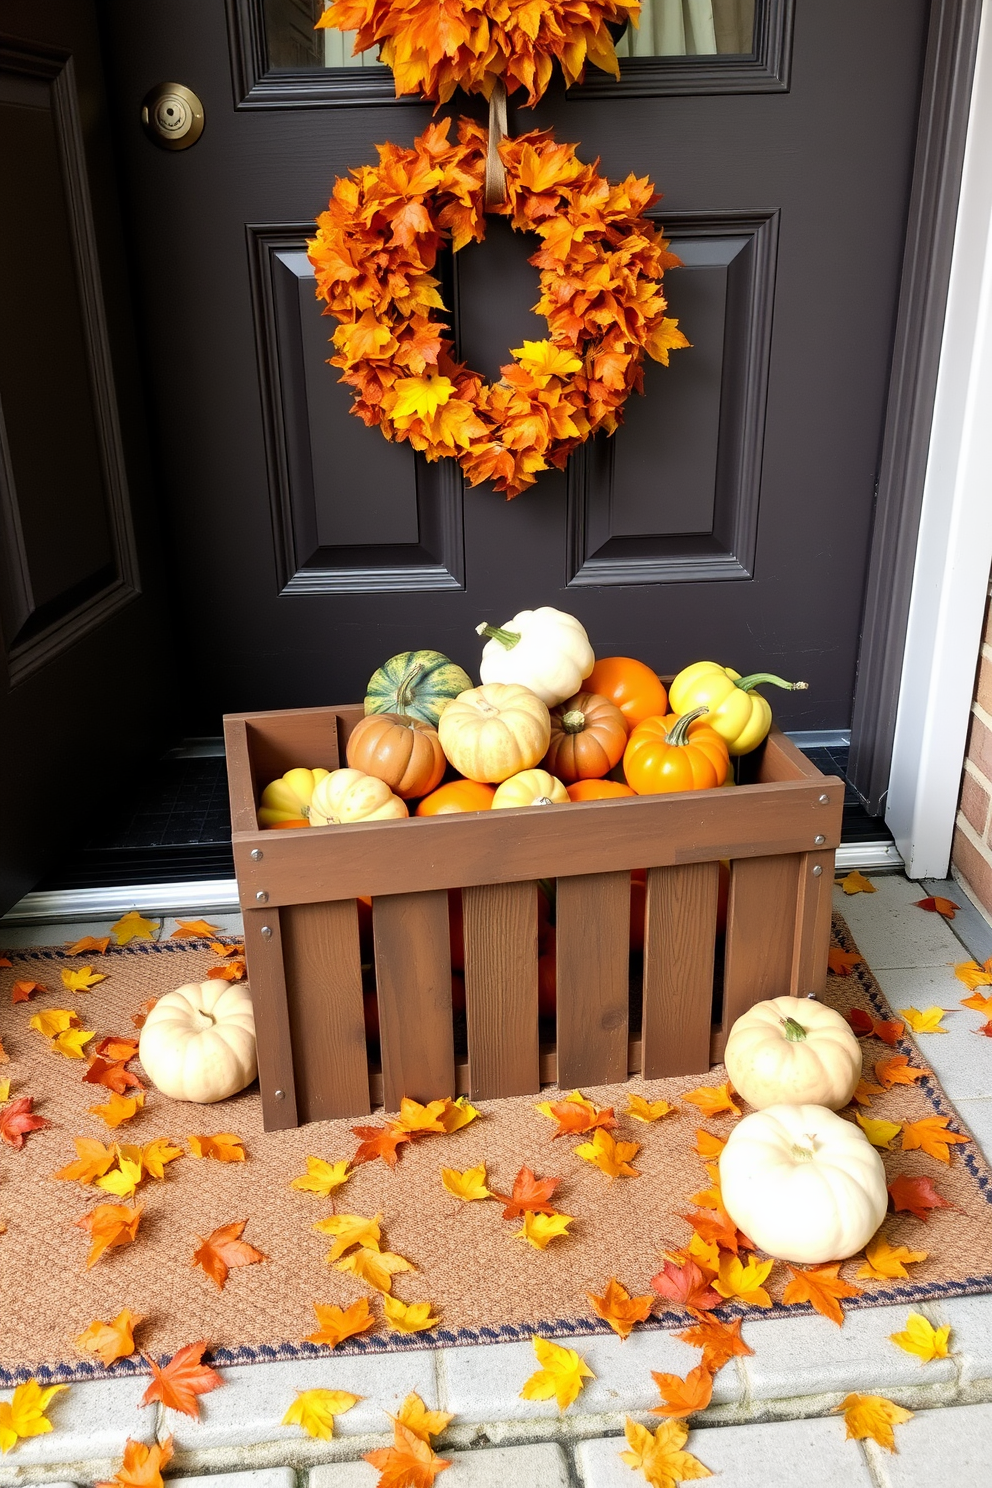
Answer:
350 1125 412 1168
493 1165 560 1220
887 1173 953 1221
84 1057 144 1094
140 1341 223 1419
651 1259 721 1312
0 1095 50 1148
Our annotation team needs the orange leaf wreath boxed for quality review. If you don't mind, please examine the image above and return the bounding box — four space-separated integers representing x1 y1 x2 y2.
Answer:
308 117 689 498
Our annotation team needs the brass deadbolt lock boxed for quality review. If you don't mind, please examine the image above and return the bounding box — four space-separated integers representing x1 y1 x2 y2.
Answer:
141 83 204 150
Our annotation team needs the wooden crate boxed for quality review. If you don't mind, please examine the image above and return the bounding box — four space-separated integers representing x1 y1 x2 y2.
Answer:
224 704 844 1131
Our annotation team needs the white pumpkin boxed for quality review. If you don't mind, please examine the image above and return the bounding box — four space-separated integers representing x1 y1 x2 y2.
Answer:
719 1103 888 1263
139 981 257 1103
476 607 595 706
724 995 862 1110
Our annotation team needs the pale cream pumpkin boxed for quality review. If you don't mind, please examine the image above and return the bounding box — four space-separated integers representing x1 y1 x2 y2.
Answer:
309 767 408 824
476 607 595 706
719 1103 888 1263
437 683 551 783
724 995 862 1110
491 768 569 809
138 981 257 1103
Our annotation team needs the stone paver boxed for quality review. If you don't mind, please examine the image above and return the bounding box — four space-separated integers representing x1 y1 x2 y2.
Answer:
168 1473 296 1488
576 1415 875 1487
311 1442 570 1486
952 1096 992 1157
870 1401 992 1485
933 1292 992 1386
0 1377 155 1467
833 877 963 970
868 964 990 1101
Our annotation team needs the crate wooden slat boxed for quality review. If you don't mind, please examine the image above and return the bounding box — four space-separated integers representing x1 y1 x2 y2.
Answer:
555 870 630 1088
722 854 803 1035
281 898 369 1123
463 881 541 1098
373 889 455 1110
641 861 720 1078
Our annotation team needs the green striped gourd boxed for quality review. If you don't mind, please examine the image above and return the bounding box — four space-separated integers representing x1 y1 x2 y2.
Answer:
364 650 473 727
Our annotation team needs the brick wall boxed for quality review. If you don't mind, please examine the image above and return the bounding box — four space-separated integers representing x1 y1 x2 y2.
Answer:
953 581 992 918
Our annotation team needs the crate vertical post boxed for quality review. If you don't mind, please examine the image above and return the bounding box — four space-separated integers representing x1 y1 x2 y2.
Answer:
373 889 455 1110
641 861 719 1078
463 881 541 1098
556 870 630 1087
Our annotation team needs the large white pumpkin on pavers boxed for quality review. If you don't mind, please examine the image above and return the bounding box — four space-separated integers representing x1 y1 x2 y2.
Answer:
139 981 257 1102
724 995 862 1110
719 1104 888 1263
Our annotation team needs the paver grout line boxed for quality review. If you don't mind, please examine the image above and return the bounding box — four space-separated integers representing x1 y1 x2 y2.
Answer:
433 1340 450 1415
863 1436 894 1488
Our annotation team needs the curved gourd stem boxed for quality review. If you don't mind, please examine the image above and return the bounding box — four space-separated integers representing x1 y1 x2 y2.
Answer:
476 622 521 650
394 660 425 711
734 673 809 693
781 1016 808 1042
666 706 709 747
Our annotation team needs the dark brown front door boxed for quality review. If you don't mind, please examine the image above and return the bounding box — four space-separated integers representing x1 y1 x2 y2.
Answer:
101 0 929 732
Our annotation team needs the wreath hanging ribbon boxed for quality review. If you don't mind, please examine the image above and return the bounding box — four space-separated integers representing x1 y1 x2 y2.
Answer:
310 0 689 497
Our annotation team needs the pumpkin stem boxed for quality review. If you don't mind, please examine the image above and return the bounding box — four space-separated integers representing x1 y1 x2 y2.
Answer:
734 673 809 693
394 659 424 711
790 1142 815 1162
477 622 521 650
782 1016 808 1041
561 709 586 734
666 706 709 747
534 796 555 805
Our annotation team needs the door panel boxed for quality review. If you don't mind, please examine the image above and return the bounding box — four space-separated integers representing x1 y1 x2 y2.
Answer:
102 0 928 729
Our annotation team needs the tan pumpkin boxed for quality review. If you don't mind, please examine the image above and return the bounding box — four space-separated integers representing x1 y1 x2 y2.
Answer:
724 995 862 1110
138 981 257 1103
437 683 551 783
543 690 628 783
345 712 445 800
492 769 569 809
310 767 408 824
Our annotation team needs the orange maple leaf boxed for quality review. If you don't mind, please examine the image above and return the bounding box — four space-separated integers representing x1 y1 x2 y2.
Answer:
11 980 45 1003
900 1116 970 1163
846 1008 904 1045
493 1165 560 1220
95 1036 140 1063
171 921 222 939
306 1297 376 1349
649 1363 713 1417
55 1136 117 1184
140 1341 223 1418
875 1055 928 1090
961 989 992 1015
207 940 245 957
95 1437 174 1488
85 1057 144 1094
676 1312 753 1372
90 1090 145 1127
351 1124 412 1168
207 960 246 981
681 1082 740 1118
693 1129 727 1159
681 1207 753 1253
782 1264 862 1325
586 1277 654 1339
536 1093 616 1138
188 1132 245 1162
0 956 11 967
75 1203 142 1266
131 998 158 1030
192 1220 265 1289
828 948 864 976
914 895 958 918
76 1309 145 1365
850 1078 885 1107
0 1035 8 1062
887 1173 953 1221
363 1420 451 1488
66 936 111 956
0 1095 49 1148
650 1259 721 1313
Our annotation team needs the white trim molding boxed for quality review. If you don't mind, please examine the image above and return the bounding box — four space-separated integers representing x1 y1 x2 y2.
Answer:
886 0 992 880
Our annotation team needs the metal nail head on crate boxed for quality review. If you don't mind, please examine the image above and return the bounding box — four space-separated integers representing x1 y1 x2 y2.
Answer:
224 703 844 1133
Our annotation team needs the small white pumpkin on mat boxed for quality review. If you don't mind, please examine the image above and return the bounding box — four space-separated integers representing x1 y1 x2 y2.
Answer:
719 1103 888 1263
139 981 257 1102
724 994 862 1110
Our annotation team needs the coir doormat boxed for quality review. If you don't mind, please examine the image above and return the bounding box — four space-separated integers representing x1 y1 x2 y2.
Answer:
0 913 990 1385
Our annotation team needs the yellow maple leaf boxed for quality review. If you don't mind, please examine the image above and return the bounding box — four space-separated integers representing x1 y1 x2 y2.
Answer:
889 1312 950 1362
382 1296 440 1334
645 317 692 367
512 339 582 380
170 920 222 939
52 1026 96 1059
626 1094 674 1122
391 1097 450 1135
334 1246 414 1294
290 1156 352 1196
391 374 454 422
439 1095 479 1132
856 1112 902 1150
441 1163 492 1201
89 1091 145 1127
713 1254 774 1308
515 1212 574 1250
0 1079 9 1103
30 1007 77 1038
61 966 108 994
619 1416 713 1487
313 1212 382 1261
834 1393 913 1451
520 1335 594 1410
281 1388 359 1441
392 1392 452 1443
857 1236 928 1280
95 1153 144 1199
0 1379 68 1454
900 1115 971 1163
837 870 876 894
681 1082 741 1118
574 1127 640 1179
75 1309 144 1366
140 1138 183 1179
110 912 158 945
954 958 992 992
899 1005 951 1033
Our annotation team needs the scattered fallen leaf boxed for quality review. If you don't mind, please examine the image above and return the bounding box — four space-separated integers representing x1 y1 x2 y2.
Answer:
627 1094 675 1122
75 1309 144 1365
30 1007 78 1038
351 1124 412 1168
313 1211 383 1261
335 1246 414 1294
693 1129 726 1159
834 1393 913 1451
140 1341 222 1419
11 980 45 1003
95 1151 144 1199
857 1235 929 1280
441 1163 492 1201
888 1173 952 1220
676 1312 753 1372
851 1078 885 1107
900 1115 970 1163
494 1165 560 1220
889 1312 950 1362
681 1082 740 1118
961 989 992 1015
0 956 10 967
782 1263 862 1325
439 1095 479 1132
0 1036 8 1062
713 1254 773 1307
110 912 159 944
76 1203 142 1266
828 948 864 976
364 1420 451 1487
89 1092 145 1127
55 1136 117 1184
587 1277 654 1340
95 1437 174 1488
520 1334 594 1410
515 1211 574 1249
955 957 992 992
382 1296 440 1334
838 871 876 894
65 936 111 955
53 1026 96 1059
306 1298 377 1349
681 1207 753 1254
845 1008 904 1044
856 1112 902 1150
207 960 247 981
131 998 158 1030
85 1057 143 1094
0 1079 8 1102
913 896 958 919
875 1054 928 1090
96 1035 140 1063
61 966 108 994
188 1132 245 1162
536 1090 616 1138
900 1005 952 1033
651 1259 721 1313
619 1416 713 1487
392 1392 452 1443
207 940 244 957
140 1138 183 1178
0 1379 67 1455
291 1157 352 1196
0 1095 49 1148
574 1127 640 1179
282 1388 360 1440
171 920 222 939
976 1020 992 1038
391 1097 450 1135
650 1363 713 1418
192 1220 265 1289
689 1163 722 1209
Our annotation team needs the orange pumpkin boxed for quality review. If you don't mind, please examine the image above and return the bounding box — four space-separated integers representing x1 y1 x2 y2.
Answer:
415 780 496 815
565 779 636 802
656 710 735 784
585 657 668 728
345 712 445 800
543 691 628 783
264 817 310 829
624 708 730 795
